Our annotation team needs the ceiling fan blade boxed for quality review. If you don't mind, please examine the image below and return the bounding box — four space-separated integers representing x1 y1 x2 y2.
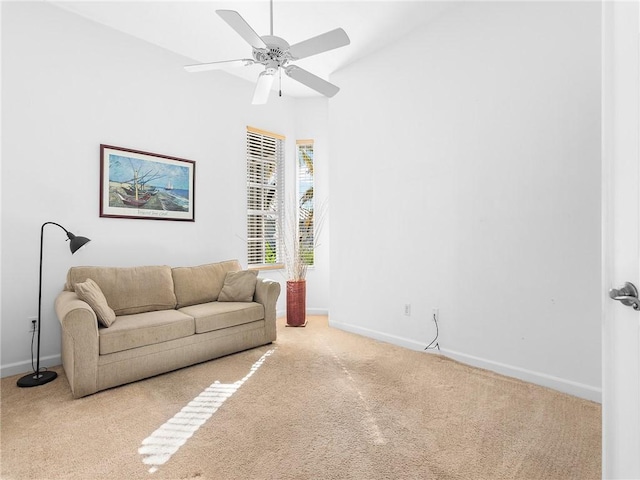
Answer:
285 65 340 98
184 59 254 73
252 71 275 105
216 10 267 49
288 28 350 61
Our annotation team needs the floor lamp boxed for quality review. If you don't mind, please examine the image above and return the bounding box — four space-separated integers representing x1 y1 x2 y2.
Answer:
17 222 91 388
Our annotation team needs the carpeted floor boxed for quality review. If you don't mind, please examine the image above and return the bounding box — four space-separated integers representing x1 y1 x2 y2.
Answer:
1 316 601 479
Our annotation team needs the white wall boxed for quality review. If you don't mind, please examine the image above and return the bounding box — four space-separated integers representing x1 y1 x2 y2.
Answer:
328 2 602 400
1 1 322 375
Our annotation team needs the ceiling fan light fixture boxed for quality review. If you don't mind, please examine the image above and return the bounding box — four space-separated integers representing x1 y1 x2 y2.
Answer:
252 71 275 105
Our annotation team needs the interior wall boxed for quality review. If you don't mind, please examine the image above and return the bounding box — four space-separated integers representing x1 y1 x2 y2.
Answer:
0 1 308 376
328 1 602 400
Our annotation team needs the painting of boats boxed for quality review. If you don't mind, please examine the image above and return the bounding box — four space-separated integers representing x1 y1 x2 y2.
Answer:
117 191 151 207
100 144 195 221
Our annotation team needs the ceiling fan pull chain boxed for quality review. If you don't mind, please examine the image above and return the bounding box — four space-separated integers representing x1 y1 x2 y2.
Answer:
279 67 282 97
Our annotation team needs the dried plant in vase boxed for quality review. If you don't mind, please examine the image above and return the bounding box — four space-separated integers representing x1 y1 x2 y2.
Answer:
279 194 326 327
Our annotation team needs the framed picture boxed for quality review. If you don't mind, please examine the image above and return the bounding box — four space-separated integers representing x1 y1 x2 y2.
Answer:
100 144 195 221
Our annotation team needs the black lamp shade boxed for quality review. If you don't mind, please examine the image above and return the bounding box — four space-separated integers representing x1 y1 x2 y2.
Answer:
67 232 91 254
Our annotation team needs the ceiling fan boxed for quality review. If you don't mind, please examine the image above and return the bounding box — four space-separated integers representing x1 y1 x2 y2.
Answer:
184 1 350 104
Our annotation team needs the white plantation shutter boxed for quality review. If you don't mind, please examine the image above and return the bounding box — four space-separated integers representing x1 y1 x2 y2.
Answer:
246 127 284 267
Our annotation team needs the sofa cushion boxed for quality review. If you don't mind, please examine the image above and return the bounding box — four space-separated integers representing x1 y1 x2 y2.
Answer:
172 260 242 308
99 310 195 355
74 278 116 327
218 270 258 302
179 302 264 334
66 266 177 316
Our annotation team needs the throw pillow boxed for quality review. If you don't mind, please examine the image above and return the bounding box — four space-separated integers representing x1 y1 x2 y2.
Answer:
218 270 259 302
75 278 116 327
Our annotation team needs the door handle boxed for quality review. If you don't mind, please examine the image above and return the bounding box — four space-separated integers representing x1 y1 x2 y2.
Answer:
609 282 640 310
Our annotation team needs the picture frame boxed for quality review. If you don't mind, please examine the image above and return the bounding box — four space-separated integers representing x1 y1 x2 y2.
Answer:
100 144 195 222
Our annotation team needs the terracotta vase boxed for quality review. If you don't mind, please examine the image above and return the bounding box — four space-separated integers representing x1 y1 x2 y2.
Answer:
286 280 307 327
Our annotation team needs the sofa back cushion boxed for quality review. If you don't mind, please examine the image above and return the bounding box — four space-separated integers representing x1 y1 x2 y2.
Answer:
65 265 177 315
172 260 242 308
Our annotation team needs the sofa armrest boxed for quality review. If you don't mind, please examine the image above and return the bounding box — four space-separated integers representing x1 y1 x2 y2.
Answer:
55 291 100 398
254 278 281 341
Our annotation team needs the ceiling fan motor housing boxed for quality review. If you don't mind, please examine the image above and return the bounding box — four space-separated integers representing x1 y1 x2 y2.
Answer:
253 35 291 70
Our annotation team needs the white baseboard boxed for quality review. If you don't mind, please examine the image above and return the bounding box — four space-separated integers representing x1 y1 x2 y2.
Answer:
439 348 602 403
329 319 602 403
1 354 62 378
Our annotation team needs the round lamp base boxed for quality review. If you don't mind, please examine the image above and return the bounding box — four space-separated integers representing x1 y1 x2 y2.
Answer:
17 370 57 388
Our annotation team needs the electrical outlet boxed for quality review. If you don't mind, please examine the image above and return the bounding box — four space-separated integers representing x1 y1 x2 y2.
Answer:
404 304 411 316
28 317 37 333
432 308 439 322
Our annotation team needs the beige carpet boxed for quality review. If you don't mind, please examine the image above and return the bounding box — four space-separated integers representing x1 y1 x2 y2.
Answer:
1 316 600 479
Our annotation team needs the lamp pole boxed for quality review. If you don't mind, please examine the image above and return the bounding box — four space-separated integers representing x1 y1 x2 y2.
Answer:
17 222 90 388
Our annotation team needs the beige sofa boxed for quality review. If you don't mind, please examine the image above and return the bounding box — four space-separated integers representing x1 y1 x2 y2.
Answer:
54 259 280 398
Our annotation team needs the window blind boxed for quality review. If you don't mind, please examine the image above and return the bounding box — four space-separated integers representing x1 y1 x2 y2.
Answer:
246 127 284 267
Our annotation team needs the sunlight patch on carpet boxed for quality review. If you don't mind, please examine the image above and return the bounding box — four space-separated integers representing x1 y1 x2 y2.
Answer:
139 349 275 474
328 346 387 445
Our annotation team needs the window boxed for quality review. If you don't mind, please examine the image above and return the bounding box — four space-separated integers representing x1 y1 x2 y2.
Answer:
296 140 315 266
246 127 284 267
